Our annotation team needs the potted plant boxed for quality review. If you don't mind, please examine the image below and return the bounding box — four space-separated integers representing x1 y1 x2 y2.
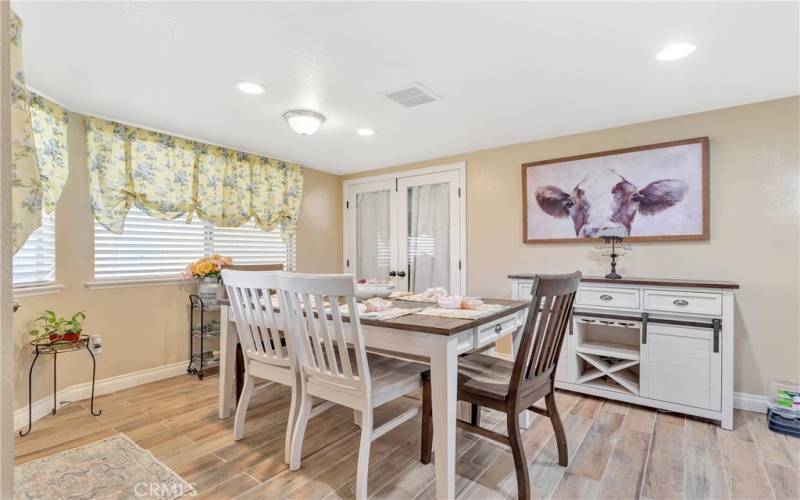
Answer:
29 310 86 344
181 255 233 305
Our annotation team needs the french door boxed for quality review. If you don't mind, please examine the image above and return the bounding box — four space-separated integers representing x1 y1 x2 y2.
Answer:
344 164 465 295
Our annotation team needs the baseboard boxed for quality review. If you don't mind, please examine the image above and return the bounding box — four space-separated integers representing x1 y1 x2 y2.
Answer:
488 348 768 414
14 360 188 431
734 391 768 413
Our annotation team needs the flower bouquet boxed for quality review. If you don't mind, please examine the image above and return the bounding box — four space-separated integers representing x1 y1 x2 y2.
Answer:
181 255 233 305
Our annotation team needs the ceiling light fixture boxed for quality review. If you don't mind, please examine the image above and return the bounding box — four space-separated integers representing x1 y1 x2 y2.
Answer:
656 43 696 61
283 110 326 135
236 81 265 94
357 128 375 136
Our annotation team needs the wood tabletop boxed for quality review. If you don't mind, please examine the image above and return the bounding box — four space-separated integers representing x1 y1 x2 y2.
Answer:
217 297 529 336
507 274 740 290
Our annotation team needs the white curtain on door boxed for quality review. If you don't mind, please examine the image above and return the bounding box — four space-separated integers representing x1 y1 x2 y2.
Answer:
408 182 450 292
356 190 391 281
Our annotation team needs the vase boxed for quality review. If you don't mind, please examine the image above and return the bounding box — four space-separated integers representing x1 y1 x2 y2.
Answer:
198 277 221 306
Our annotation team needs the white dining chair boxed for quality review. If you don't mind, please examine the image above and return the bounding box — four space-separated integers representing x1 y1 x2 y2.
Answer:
220 269 300 465
279 273 428 499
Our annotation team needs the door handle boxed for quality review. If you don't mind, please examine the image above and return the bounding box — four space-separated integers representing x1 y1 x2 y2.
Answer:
397 271 406 278
388 271 397 277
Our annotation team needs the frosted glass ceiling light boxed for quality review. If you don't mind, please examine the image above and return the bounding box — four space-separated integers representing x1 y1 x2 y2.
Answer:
283 110 326 135
236 81 265 94
656 43 696 61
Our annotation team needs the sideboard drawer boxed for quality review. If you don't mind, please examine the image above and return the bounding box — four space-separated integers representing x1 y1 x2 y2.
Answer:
576 286 640 310
644 289 722 316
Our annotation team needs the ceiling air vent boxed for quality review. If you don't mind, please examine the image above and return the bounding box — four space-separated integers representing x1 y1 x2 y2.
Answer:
382 82 441 108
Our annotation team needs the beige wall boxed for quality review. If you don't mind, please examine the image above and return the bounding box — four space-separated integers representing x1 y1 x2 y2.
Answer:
12 112 342 410
345 97 800 396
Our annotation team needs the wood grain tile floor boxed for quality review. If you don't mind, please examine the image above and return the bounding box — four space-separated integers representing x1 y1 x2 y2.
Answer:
14 374 799 499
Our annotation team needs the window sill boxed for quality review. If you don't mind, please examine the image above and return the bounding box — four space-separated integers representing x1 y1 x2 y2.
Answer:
85 277 196 290
14 283 65 298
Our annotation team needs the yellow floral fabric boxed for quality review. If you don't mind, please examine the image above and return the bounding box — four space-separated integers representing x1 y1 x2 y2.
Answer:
30 94 69 214
86 118 131 233
196 146 253 227
10 10 40 253
86 117 304 242
251 157 304 240
10 10 70 253
129 127 196 220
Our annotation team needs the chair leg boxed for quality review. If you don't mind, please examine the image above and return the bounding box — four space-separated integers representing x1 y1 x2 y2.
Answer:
233 373 254 440
289 392 312 471
507 410 530 500
420 372 433 464
545 391 568 467
470 403 481 426
284 376 301 465
356 409 373 500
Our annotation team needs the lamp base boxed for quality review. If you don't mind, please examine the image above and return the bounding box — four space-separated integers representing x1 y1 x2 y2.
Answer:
605 270 622 280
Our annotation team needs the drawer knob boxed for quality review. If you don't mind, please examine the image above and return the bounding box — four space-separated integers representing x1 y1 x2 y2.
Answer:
673 299 689 306
494 324 502 333
599 294 613 301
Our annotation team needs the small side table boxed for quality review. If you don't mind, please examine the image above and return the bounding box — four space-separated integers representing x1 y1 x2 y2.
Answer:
19 335 101 437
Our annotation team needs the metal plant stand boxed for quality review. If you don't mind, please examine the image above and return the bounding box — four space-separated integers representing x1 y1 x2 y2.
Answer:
19 335 101 437
188 295 221 380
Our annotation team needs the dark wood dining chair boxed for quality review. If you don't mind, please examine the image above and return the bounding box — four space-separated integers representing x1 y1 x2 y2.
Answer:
420 271 581 500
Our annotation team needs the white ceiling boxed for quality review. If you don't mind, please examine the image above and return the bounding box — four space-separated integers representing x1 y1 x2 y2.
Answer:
13 1 799 174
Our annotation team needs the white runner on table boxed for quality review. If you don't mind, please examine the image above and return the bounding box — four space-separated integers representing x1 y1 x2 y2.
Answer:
392 292 438 303
336 304 424 321
414 303 509 320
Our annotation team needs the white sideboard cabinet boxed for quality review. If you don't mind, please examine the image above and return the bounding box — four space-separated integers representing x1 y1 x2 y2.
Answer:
510 275 738 429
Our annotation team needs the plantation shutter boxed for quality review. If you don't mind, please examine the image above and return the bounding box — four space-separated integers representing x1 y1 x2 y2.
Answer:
94 207 296 280
13 211 56 285
94 207 206 280
207 221 296 271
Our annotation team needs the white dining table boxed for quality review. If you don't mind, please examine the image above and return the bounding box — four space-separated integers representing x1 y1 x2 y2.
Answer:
217 297 530 499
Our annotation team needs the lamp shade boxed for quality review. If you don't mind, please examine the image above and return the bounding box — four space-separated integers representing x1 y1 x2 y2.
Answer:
283 110 325 135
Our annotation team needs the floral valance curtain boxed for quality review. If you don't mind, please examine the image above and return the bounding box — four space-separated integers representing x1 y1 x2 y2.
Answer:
10 10 70 253
86 117 304 242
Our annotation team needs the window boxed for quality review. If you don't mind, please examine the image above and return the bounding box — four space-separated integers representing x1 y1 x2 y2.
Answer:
94 206 295 280
13 212 56 286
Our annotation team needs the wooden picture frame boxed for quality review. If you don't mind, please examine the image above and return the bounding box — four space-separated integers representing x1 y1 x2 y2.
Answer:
522 137 709 243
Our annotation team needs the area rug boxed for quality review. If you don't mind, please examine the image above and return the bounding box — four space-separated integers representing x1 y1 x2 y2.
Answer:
15 434 193 500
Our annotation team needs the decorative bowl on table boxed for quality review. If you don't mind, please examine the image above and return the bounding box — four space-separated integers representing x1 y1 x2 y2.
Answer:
356 280 396 300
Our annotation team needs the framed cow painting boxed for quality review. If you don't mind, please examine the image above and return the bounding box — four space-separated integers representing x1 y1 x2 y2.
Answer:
522 137 709 243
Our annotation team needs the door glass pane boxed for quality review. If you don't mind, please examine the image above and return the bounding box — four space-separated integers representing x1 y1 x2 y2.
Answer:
407 182 450 292
356 190 391 281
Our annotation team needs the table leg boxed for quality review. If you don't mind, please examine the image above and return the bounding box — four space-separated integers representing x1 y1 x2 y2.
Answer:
85 343 101 416
430 335 458 500
52 352 57 415
219 305 237 419
19 351 40 437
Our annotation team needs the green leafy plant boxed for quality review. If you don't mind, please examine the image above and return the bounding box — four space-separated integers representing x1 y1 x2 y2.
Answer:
28 310 86 343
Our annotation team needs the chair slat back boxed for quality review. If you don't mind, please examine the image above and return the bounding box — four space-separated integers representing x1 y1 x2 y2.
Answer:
222 269 292 368
279 273 369 394
510 272 581 402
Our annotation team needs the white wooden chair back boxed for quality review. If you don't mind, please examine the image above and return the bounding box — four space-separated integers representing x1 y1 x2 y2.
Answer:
222 269 292 368
278 273 370 398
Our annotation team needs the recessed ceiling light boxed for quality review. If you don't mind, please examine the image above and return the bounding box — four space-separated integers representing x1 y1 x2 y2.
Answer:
357 128 375 136
656 43 696 61
283 110 325 135
236 81 265 94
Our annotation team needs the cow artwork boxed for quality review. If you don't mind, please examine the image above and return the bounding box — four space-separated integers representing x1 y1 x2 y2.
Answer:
523 138 708 243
